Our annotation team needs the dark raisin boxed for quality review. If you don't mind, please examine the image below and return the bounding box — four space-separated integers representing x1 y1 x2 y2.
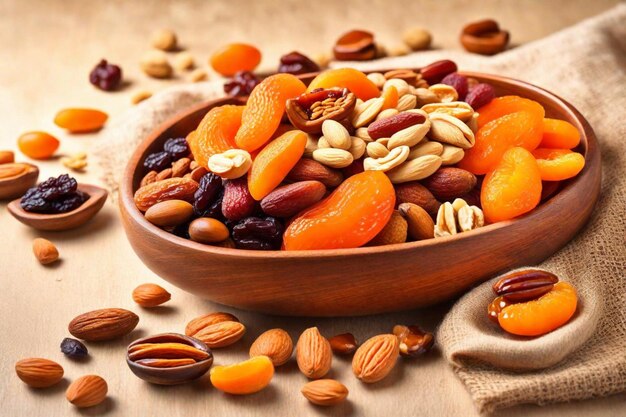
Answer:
143 151 171 171
172 222 191 239
193 173 223 216
232 216 283 250
233 238 275 250
60 337 89 358
224 71 260 96
21 174 87 214
163 137 189 160
196 190 224 219
89 59 123 91
277 51 320 75
51 190 89 213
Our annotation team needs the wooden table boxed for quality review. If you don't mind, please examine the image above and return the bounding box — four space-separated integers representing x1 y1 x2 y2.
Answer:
1 0 624 415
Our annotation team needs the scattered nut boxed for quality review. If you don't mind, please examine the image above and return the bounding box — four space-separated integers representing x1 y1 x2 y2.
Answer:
32 238 59 265
60 153 87 171
140 50 173 79
428 112 475 148
66 375 108 408
68 308 139 341
249 328 294 366
60 338 88 359
403 27 432 51
301 379 349 406
174 51 195 71
296 327 332 379
352 334 399 383
15 358 64 388
151 28 177 51
312 52 331 69
387 44 410 57
0 150 15 164
189 68 208 82
131 90 153 105
132 283 171 307
185 312 239 336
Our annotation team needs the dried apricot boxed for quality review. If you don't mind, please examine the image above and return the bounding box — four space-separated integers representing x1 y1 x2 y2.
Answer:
235 74 307 152
189 105 244 168
210 43 261 77
476 96 544 129
532 148 585 181
381 85 399 110
459 111 543 175
54 108 108 133
498 282 577 336
306 68 380 101
481 147 542 223
284 170 395 250
210 355 274 395
540 118 580 149
248 130 307 200
17 131 59 160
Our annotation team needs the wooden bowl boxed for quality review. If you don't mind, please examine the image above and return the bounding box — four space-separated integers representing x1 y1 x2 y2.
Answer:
0 163 39 200
8 184 108 231
119 73 601 317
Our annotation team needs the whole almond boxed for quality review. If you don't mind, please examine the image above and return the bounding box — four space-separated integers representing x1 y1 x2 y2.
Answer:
367 111 426 140
261 181 326 218
398 203 435 240
322 119 351 150
296 327 332 379
395 182 441 217
191 321 245 348
352 334 399 383
32 238 59 265
185 312 239 336
132 283 171 307
249 328 294 366
312 148 354 169
66 375 107 408
301 379 349 406
171 157 191 177
15 358 64 388
368 210 407 246
287 158 343 188
386 154 442 184
68 308 139 341
421 167 477 200
144 200 193 227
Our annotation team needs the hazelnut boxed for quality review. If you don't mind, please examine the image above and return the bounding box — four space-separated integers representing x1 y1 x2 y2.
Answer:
140 50 173 79
403 27 432 51
151 28 177 51
174 51 195 71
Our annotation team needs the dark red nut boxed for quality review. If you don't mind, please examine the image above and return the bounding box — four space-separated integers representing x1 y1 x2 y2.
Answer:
285 88 356 134
367 111 426 140
492 269 559 302
287 159 344 188
277 51 320 75
328 333 358 355
221 177 256 221
465 83 496 110
260 181 326 218
421 167 477 201
460 19 510 55
393 325 434 357
383 69 420 86
333 30 376 61
419 60 457 84
441 73 469 101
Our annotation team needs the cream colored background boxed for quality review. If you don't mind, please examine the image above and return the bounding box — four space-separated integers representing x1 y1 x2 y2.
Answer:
0 1 624 416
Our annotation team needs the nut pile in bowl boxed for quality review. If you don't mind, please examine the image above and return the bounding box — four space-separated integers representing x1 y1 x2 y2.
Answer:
133 59 586 251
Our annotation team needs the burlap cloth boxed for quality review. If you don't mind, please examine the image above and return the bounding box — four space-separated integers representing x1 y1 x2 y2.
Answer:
97 4 626 413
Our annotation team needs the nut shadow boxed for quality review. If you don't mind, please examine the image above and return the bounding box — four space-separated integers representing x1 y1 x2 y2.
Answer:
76 397 116 415
27 377 70 396
138 305 179 316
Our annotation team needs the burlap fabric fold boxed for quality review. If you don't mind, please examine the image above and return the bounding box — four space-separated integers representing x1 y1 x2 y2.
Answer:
96 4 626 413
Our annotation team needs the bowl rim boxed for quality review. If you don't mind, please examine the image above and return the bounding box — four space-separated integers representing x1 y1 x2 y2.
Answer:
120 71 598 260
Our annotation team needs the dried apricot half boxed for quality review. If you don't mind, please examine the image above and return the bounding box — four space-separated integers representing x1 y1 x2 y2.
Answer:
306 68 380 101
248 130 307 200
476 95 545 129
540 118 580 149
532 148 585 181
481 147 542 223
54 108 108 133
189 105 244 169
498 282 577 336
235 74 307 152
210 355 274 395
284 170 395 250
210 43 262 77
459 110 544 175
17 131 59 160
381 85 399 110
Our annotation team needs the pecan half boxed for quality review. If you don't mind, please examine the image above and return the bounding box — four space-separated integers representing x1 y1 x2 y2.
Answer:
492 269 559 302
285 88 356 134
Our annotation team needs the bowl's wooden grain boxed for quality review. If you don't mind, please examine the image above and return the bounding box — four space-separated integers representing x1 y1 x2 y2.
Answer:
8 183 108 231
119 73 601 317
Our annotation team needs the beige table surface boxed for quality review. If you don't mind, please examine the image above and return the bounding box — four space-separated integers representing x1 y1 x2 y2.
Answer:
1 1 625 416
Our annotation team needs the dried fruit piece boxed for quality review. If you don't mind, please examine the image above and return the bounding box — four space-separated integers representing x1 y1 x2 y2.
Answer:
481 147 542 223
367 111 426 140
60 338 88 358
540 118 580 149
89 59 122 91
381 85 399 110
329 333 358 355
189 105 243 168
210 356 274 395
134 177 199 212
193 173 223 217
333 29 376 61
278 51 320 75
249 329 294 366
17 131 59 160
307 68 380 101
260 181 326 217
189 218 230 243
132 283 171 307
284 171 395 250
224 71 260 97
221 177 256 221
21 174 87 214
145 200 193 227
68 308 139 341
461 19 510 55
532 148 585 181
352 334 399 383
393 325 434 357
465 83 495 110
232 216 283 250
0 150 15 164
419 60 457 84
286 88 356 134
143 151 171 171
476 95 545 129
15 358 64 388
210 43 261 76
368 210 408 246
32 238 59 265
301 379 349 406
248 130 307 200
54 108 108 133
235 74 306 152
296 327 332 379
287 158 344 188
66 375 107 408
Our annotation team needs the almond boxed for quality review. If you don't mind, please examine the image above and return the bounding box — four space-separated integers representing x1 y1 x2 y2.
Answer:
66 375 107 408
190 321 245 348
68 308 139 341
398 203 435 240
352 334 399 383
144 200 194 227
321 119 351 150
367 111 426 139
132 283 171 307
15 358 64 388
296 327 332 379
287 158 344 188
421 167 477 200
185 312 239 336
260 181 326 218
394 182 441 217
0 150 15 164
249 328 294 366
301 379 349 406
368 210 407 246
32 238 59 265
